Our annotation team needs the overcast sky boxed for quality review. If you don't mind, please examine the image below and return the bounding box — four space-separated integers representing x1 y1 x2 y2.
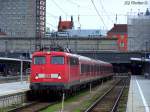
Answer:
46 0 150 31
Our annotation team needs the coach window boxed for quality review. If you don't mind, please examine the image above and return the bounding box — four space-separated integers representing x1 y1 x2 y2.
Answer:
81 64 87 73
87 65 89 72
34 56 45 64
92 65 94 72
51 56 64 64
81 64 84 73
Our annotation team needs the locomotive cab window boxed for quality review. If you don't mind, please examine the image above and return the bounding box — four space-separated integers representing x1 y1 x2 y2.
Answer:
33 56 46 64
69 57 79 65
51 56 64 64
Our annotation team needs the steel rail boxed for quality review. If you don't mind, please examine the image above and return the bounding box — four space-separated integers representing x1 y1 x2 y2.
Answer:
8 101 57 112
111 85 125 112
84 79 123 112
111 77 130 112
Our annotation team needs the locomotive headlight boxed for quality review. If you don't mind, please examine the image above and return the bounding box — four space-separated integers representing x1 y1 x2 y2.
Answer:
35 76 39 79
58 76 62 79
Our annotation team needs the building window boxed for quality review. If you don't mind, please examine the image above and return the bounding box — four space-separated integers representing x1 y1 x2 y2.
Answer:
120 42 124 47
112 35 117 38
120 35 124 39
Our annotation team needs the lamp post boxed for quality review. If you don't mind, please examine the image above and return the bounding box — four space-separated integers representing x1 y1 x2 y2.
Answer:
61 93 65 112
5 40 8 57
20 56 23 83
145 41 148 59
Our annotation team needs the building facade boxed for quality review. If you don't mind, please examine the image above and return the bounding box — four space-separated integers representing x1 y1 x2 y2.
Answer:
0 0 46 38
58 16 74 31
0 37 118 58
128 13 150 51
107 24 128 52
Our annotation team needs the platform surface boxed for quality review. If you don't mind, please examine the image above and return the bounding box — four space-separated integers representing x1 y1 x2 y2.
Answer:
126 76 150 112
0 81 29 96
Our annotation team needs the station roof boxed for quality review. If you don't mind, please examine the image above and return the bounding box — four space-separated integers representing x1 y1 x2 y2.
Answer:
130 57 150 62
0 57 31 62
0 32 6 36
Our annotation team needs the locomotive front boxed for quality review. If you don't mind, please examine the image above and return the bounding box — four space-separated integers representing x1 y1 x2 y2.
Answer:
30 51 70 90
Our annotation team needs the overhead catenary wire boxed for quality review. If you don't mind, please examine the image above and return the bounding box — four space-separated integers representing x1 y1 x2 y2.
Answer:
47 13 127 28
46 14 127 17
90 0 107 29
46 14 127 31
99 0 114 24
65 0 80 6
65 0 91 8
51 0 68 16
47 0 128 30
0 13 128 18
47 12 59 19
46 22 57 30
64 0 81 29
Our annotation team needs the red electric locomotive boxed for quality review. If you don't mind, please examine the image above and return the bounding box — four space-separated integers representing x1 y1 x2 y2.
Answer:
30 51 113 91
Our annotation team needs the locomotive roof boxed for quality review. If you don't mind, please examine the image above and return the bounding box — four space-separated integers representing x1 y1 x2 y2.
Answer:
67 52 110 65
68 53 111 65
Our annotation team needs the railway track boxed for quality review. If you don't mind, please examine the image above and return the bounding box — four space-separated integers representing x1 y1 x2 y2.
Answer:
8 101 56 112
85 77 129 112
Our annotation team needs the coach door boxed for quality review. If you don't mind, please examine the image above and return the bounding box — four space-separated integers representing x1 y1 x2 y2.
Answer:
69 57 79 81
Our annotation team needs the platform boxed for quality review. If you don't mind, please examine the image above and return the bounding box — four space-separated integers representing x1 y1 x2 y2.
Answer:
0 81 29 96
126 76 150 112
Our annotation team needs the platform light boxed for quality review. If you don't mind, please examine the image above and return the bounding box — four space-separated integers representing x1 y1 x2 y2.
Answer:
47 52 51 54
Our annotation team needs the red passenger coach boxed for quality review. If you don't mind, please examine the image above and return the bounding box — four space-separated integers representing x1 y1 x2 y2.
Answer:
30 51 113 91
